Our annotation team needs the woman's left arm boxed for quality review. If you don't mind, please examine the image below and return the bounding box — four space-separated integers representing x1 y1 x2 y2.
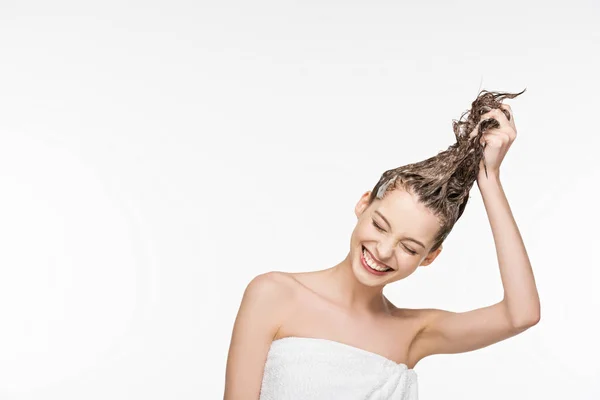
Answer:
478 170 541 327
408 104 540 362
476 103 540 326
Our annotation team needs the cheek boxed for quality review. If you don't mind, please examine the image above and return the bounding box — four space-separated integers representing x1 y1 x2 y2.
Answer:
396 256 420 272
353 225 373 242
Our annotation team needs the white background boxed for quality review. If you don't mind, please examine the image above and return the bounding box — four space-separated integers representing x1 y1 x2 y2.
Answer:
0 0 598 399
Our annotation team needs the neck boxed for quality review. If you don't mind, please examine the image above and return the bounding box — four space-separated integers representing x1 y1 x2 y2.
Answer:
323 252 391 315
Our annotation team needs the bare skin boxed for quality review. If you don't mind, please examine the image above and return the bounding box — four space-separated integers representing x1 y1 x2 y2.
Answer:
223 103 541 399
272 270 424 367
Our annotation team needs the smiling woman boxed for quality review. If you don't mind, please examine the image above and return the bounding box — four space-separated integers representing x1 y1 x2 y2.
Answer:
223 89 540 400
352 184 443 282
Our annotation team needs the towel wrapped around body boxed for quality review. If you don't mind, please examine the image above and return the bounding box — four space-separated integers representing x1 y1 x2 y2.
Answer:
259 336 418 400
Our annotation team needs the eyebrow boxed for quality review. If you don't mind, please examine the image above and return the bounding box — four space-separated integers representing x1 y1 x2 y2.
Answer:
374 210 426 249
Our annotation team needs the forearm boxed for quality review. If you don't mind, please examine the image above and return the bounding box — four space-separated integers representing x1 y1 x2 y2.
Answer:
477 173 541 327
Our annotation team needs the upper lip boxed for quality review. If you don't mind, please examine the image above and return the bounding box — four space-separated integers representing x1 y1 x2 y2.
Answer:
363 246 394 270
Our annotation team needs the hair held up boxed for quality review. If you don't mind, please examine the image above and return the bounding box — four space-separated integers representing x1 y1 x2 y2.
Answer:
367 88 526 253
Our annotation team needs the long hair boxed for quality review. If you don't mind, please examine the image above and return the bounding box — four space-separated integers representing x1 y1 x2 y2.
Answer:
367 88 526 253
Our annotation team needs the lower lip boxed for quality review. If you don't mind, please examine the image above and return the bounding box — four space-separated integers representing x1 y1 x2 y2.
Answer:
360 247 392 276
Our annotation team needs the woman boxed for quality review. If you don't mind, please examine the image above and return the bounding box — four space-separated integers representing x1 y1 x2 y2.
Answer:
223 89 540 399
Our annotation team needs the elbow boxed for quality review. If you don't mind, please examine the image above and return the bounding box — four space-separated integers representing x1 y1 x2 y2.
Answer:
504 298 541 330
512 311 540 330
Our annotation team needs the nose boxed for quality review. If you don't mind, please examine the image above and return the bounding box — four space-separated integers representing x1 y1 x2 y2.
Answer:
375 239 395 262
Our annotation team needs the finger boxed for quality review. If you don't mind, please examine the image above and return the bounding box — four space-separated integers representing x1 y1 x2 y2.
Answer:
481 128 513 146
469 120 483 139
500 103 516 128
480 108 510 129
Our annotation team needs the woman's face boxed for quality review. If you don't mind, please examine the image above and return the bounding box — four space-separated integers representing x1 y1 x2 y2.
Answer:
350 188 443 286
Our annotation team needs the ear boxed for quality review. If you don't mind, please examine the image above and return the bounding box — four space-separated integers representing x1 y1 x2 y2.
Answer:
420 245 442 267
354 191 372 219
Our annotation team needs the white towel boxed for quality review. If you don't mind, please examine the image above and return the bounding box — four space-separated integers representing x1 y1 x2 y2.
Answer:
259 337 418 400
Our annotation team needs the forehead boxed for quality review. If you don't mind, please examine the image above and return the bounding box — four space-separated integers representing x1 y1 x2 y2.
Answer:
375 189 441 238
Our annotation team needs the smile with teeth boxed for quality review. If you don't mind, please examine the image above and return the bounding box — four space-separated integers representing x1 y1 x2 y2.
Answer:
362 247 393 272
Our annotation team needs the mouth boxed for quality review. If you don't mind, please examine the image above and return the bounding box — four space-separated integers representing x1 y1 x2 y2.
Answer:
361 245 394 275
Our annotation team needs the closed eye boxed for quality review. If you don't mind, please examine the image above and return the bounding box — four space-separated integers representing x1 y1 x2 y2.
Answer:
404 247 417 255
372 220 385 232
371 219 417 255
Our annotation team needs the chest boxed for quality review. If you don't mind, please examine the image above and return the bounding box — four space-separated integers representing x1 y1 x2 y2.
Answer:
274 282 422 365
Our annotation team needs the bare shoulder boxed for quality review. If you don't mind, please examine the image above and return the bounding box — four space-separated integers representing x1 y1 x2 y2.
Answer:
246 270 288 292
389 306 441 342
223 271 298 399
393 307 446 335
243 271 298 310
248 270 299 291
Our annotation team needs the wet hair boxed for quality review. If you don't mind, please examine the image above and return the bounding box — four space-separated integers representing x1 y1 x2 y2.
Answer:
367 88 526 254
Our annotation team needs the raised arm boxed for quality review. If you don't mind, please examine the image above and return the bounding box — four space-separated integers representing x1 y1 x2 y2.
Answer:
223 272 290 400
410 105 540 363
